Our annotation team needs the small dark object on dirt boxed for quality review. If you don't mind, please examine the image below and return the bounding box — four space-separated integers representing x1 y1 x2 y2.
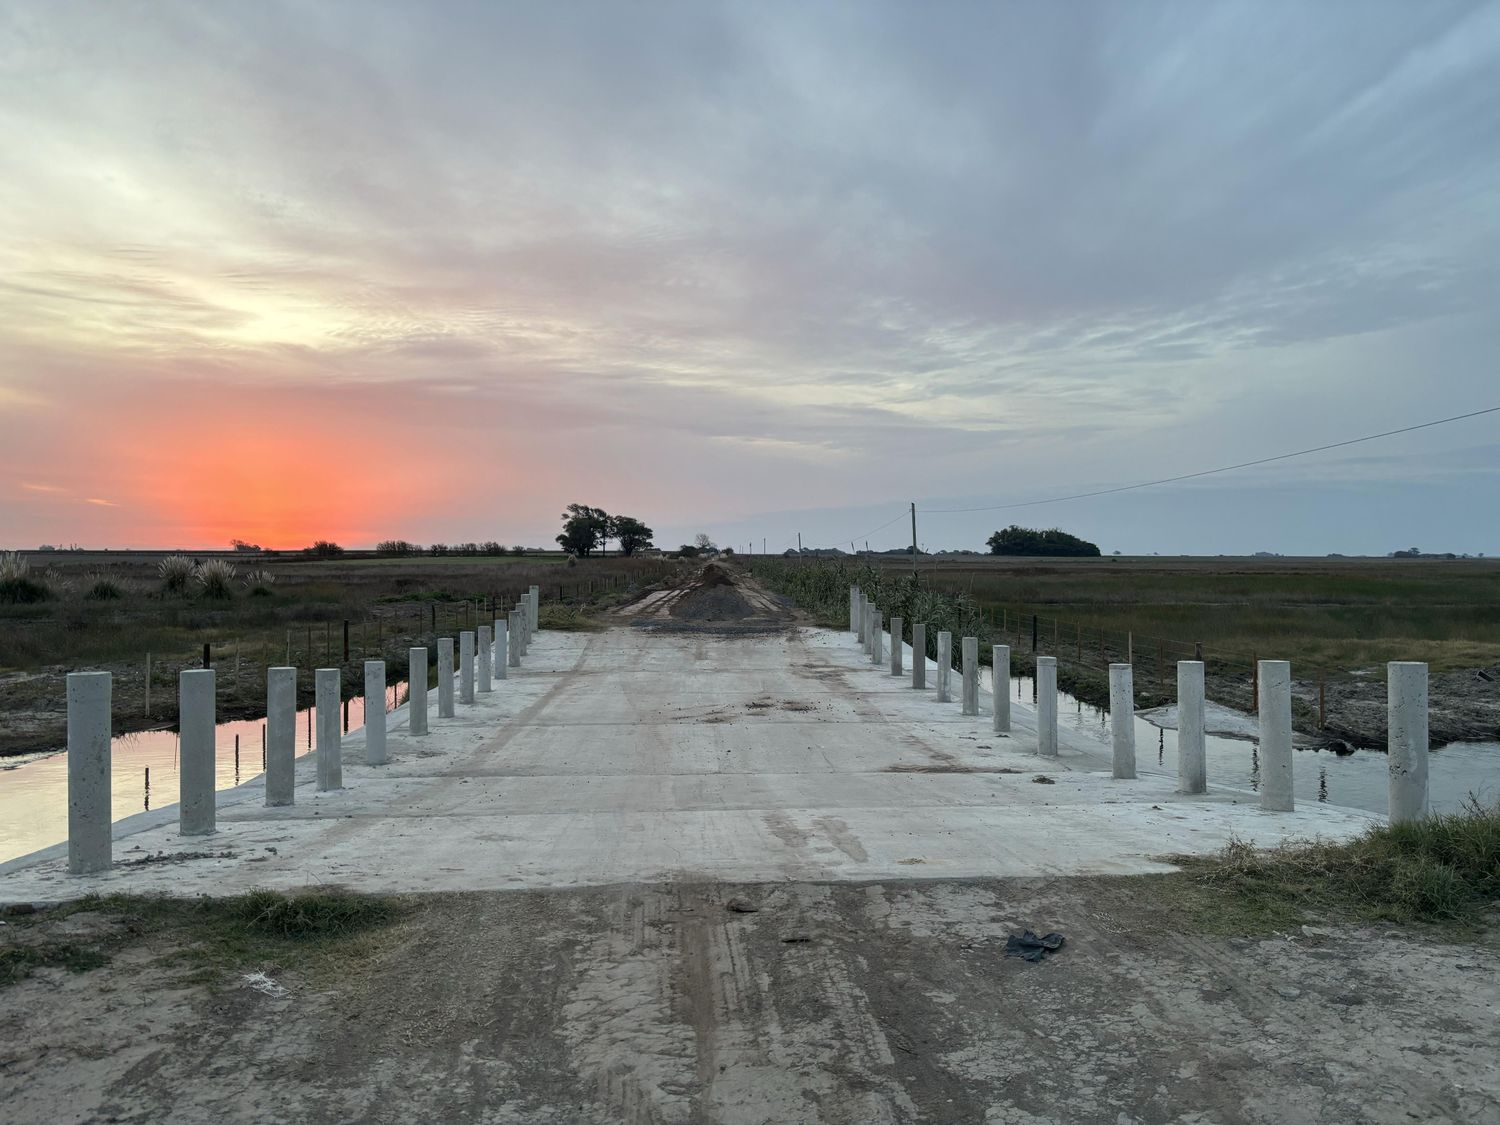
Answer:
781 933 813 944
1032 775 1055 784
726 898 760 914
1477 669 1494 682
1004 930 1066 962
2 903 38 916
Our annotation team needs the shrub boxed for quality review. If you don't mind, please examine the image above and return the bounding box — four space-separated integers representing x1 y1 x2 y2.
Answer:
0 551 51 603
84 573 123 600
242 568 275 596
194 558 236 599
158 555 195 595
301 540 345 559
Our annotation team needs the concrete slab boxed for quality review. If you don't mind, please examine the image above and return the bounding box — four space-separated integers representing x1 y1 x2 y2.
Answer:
0 626 1377 900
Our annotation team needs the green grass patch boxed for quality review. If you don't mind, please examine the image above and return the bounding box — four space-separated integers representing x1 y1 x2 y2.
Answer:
1 889 404 989
1150 801 1500 935
0 942 110 986
539 604 606 631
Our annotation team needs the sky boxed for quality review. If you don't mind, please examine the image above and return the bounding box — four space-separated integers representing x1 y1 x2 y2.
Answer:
2 0 1498 556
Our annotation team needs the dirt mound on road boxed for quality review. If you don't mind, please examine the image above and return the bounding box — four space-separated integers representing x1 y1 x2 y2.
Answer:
670 569 756 622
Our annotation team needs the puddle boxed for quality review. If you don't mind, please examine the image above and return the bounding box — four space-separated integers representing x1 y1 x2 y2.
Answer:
0 682 409 864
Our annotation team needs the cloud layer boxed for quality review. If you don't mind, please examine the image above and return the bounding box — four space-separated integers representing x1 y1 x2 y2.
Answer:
2 0 1497 552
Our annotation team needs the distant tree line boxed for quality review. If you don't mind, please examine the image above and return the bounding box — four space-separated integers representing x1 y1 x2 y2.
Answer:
374 540 526 557
985 526 1101 557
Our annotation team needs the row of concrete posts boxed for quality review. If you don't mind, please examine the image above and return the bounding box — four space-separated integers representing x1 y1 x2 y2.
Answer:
848 585 1429 824
65 586 544 874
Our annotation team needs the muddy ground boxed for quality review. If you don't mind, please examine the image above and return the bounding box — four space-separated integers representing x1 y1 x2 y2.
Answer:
2 879 1496 1124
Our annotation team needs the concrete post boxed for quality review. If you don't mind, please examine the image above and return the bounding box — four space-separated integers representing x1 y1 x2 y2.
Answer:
1388 662 1429 824
528 586 540 631
870 610 883 664
477 625 493 693
494 620 508 680
408 648 429 735
66 671 112 873
437 638 455 717
315 667 342 791
912 624 927 689
961 636 979 715
890 616 903 676
936 631 952 703
1257 660 1293 810
1108 664 1136 779
1177 661 1206 794
992 646 1011 734
850 585 860 633
460 631 476 704
860 597 870 653
266 667 296 804
364 660 388 766
1037 656 1058 757
507 612 522 667
179 668 217 833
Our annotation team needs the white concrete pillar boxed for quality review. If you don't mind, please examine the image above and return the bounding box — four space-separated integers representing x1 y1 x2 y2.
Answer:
1388 661 1429 824
66 671 112 873
860 597 871 653
936 631 953 703
1108 663 1136 779
477 625 493 693
507 612 522 667
179 668 217 833
408 648 429 735
889 616 903 676
1177 661 1206 794
266 667 297 804
992 645 1011 734
912 623 927 689
530 586 541 631
849 585 860 633
961 636 979 715
437 638 455 717
315 667 342 791
494 620 508 681
1037 656 1058 757
460 631 476 703
1257 660 1292 810
870 610 883 664
364 660 388 766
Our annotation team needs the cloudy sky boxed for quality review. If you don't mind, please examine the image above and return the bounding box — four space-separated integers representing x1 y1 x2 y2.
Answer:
2 0 1497 554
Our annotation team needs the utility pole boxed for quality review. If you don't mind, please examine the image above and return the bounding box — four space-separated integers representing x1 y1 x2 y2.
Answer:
910 501 918 580
797 532 802 554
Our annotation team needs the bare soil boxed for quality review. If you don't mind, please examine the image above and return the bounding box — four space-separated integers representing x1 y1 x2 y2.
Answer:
2 880 1496 1123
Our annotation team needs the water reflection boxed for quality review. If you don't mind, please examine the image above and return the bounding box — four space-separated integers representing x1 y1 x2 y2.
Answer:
0 680 409 864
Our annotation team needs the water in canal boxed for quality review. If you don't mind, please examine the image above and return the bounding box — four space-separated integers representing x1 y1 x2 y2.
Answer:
0 682 408 864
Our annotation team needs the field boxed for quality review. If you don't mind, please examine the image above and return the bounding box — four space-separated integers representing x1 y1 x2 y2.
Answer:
751 554 1500 748
0 552 684 756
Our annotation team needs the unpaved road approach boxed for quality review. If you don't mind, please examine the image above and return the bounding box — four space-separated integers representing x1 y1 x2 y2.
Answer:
2 567 1497 1123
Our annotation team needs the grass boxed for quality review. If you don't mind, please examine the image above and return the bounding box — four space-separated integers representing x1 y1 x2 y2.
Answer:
0 889 404 989
1150 800 1500 935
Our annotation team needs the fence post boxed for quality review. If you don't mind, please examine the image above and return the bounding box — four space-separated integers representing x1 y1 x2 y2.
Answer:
364 660 387 766
408 647 429 735
180 668 216 833
1031 614 1038 653
992 646 1011 733
266 667 296 805
870 610 883 665
961 636 978 715
1108 663 1136 778
1388 662 1429 824
1037 656 1058 757
460 632 476 703
343 620 350 662
493 618 508 681
912 624 927 689
315 668 342 790
936 631 953 703
437 638 456 717
1258 661 1293 811
477 625 493 693
889 616 903 676
1177 661 1206 794
67 671 112 873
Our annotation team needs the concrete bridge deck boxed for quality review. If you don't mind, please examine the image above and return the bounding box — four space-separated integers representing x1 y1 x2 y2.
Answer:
0 624 1374 900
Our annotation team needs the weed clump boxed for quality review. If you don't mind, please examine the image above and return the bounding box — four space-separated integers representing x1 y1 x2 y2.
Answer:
242 568 275 596
228 889 398 939
0 551 51 604
84 573 123 600
194 559 236 600
1177 800 1500 928
158 555 195 596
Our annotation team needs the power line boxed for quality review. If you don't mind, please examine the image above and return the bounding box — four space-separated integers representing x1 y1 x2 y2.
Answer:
924 405 1500 515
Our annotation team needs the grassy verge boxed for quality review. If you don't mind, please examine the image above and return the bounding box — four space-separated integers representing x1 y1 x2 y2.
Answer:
1146 801 1500 936
0 888 403 989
